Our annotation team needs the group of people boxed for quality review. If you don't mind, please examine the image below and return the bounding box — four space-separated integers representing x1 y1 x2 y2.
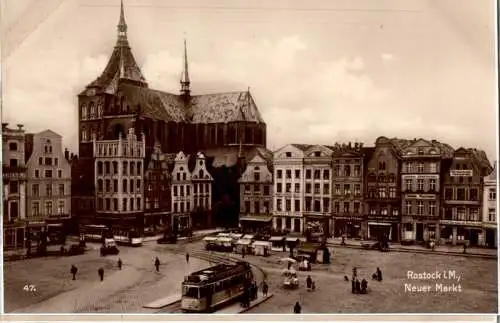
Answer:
306 275 316 291
241 280 259 308
349 266 383 295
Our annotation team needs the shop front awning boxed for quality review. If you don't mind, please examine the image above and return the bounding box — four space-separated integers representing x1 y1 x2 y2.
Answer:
368 222 392 226
239 216 273 222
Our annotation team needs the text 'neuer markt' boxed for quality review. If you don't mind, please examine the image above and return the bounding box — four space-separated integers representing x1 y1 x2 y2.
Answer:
404 270 463 293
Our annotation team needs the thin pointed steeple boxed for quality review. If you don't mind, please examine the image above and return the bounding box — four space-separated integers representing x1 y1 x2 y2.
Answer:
117 0 129 47
180 38 191 97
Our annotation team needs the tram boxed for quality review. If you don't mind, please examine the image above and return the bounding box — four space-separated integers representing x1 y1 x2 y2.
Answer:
181 262 254 313
113 229 143 247
81 224 113 242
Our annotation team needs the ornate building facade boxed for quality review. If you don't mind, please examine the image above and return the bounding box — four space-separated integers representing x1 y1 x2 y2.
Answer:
331 143 365 238
2 123 28 249
482 162 497 247
25 130 72 237
72 1 266 230
238 148 273 232
441 148 492 245
400 139 454 242
364 137 401 241
93 128 145 234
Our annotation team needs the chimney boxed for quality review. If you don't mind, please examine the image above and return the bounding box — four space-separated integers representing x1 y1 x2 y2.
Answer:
64 148 69 161
17 124 24 131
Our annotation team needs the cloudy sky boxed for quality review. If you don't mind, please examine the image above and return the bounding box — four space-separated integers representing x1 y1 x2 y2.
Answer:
2 0 497 161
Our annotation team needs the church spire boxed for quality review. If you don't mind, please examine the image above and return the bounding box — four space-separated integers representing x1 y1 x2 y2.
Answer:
180 38 191 98
117 0 129 47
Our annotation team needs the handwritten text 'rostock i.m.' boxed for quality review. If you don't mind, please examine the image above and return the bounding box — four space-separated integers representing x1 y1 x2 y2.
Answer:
404 270 463 293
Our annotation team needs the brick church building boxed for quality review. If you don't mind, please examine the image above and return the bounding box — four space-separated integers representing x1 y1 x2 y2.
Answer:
71 1 267 232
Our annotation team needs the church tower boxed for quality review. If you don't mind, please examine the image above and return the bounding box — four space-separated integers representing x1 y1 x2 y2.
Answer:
180 39 191 101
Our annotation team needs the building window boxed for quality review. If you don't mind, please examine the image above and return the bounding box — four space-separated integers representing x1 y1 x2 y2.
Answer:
45 170 53 178
9 181 18 194
286 170 291 179
405 201 412 215
335 165 341 177
277 183 282 193
444 188 453 200
468 208 479 222
122 198 127 211
130 198 135 211
378 187 386 198
381 208 388 215
277 170 282 179
429 162 437 173
489 188 496 200
343 184 351 196
130 179 135 193
294 183 300 193
417 201 424 215
58 184 64 196
353 184 360 197
344 165 351 177
254 184 260 193
45 201 53 216
263 201 269 213
285 199 291 212
457 188 466 200
38 157 43 165
354 165 361 177
306 183 311 194
254 172 261 181
378 162 386 171
457 208 466 221
370 208 376 215
323 184 329 195
429 201 436 216
314 183 320 194
9 142 18 151
314 170 321 180
123 161 128 175
416 163 424 173
245 184 251 193
295 170 300 179
35 170 39 178
98 179 103 192
343 202 350 213
335 184 341 195
416 179 424 191
137 198 141 209
305 198 311 211
32 184 39 197
294 199 300 212
286 183 291 193
306 169 312 179
392 209 399 216
45 157 52 166
405 179 412 191
58 200 65 214
429 179 436 192
30 201 40 216
58 170 62 178
334 202 340 213
469 188 478 201
245 201 251 213
353 202 360 214
389 187 396 198
285 152 292 158
313 200 321 212
488 208 496 222
276 199 282 211
9 158 18 167
323 170 330 180
46 184 52 196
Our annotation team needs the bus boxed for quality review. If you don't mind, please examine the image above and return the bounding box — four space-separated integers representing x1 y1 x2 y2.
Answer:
181 262 254 313
80 224 114 243
113 229 143 247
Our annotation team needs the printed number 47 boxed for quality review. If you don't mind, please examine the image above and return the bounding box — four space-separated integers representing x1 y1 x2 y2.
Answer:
23 285 36 292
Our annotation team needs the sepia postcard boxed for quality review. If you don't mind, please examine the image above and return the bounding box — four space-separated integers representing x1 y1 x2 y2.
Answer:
1 0 498 320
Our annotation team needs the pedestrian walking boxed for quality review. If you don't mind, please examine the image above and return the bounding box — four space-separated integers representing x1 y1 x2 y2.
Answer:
155 257 160 272
242 247 246 259
355 278 361 294
186 252 190 263
262 281 269 297
70 265 78 280
463 244 467 254
306 275 312 289
341 235 346 246
98 267 104 281
361 279 368 294
118 258 122 270
293 301 302 314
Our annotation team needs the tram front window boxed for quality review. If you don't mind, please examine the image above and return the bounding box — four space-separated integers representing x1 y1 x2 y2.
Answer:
183 286 200 298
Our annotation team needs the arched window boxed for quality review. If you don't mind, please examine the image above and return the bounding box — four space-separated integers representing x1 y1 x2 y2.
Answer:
105 179 111 192
89 102 96 119
97 161 103 175
81 104 88 120
97 179 103 192
105 161 110 174
113 161 118 174
199 169 204 178
123 161 128 175
130 162 135 176
81 128 88 142
137 162 142 175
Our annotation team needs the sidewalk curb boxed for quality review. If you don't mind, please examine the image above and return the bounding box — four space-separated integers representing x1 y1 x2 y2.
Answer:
327 243 497 259
240 294 274 313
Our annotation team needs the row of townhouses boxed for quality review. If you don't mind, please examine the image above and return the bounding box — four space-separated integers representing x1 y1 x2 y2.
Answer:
238 138 498 247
